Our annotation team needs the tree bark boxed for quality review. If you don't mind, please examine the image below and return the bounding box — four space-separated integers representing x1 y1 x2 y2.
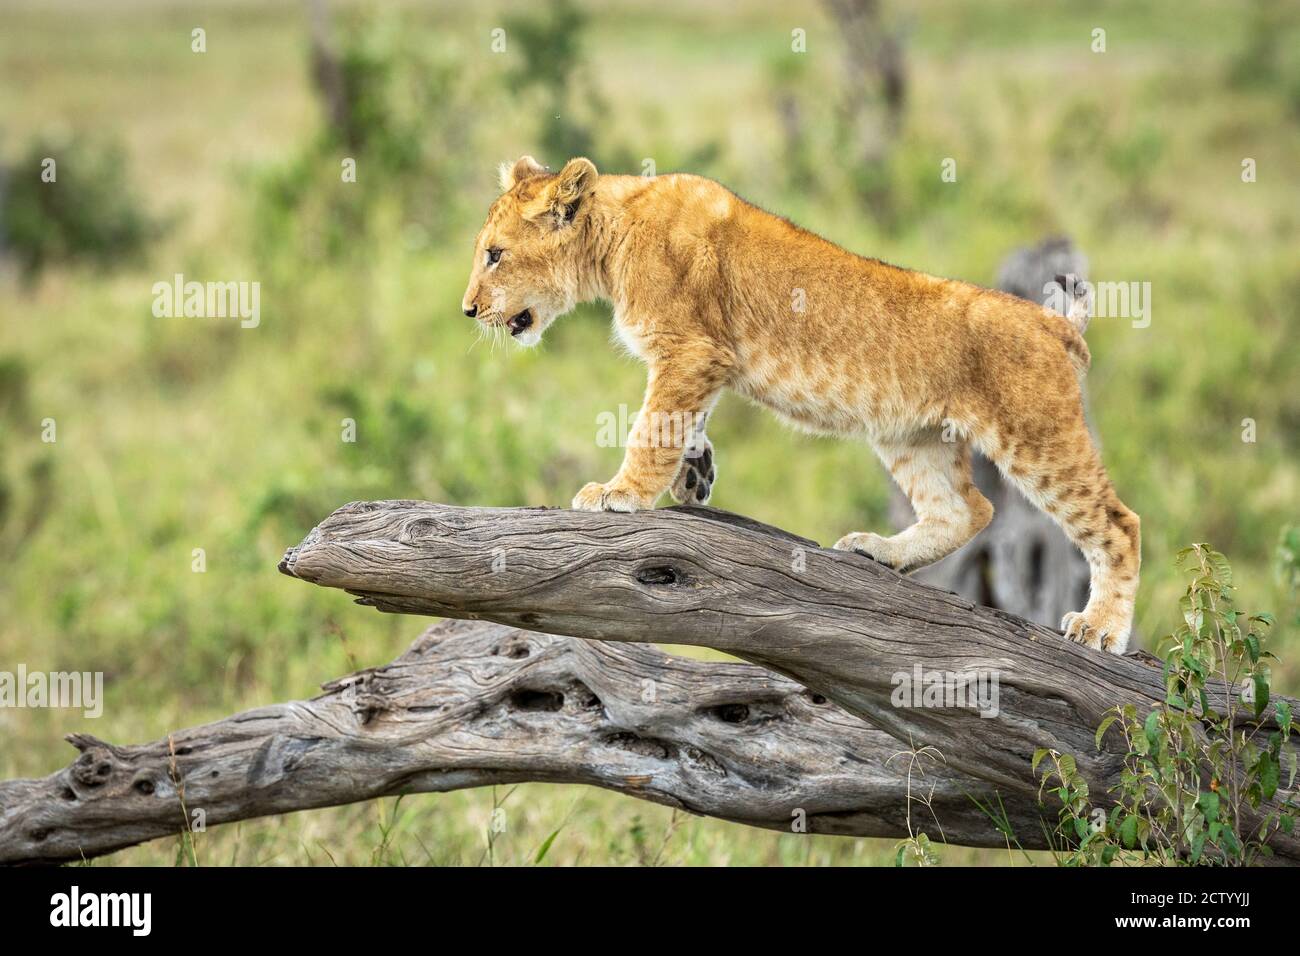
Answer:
277 500 1300 864
0 619 1048 865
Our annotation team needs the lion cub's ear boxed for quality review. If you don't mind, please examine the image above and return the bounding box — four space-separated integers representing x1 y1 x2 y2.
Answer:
524 157 598 229
498 155 548 192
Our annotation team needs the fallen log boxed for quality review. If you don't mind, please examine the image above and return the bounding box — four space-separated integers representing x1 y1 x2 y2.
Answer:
0 619 1046 865
278 500 1300 864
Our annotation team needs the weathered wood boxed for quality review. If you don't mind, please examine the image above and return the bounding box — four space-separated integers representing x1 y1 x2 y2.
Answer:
0 619 1051 865
278 500 1300 864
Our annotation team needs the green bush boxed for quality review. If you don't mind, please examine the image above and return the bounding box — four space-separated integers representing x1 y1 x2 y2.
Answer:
1037 545 1297 866
251 9 476 272
1 132 160 277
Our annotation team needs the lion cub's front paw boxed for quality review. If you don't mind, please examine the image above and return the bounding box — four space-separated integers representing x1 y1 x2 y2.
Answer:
670 443 716 505
833 532 901 571
1061 609 1131 655
571 481 651 513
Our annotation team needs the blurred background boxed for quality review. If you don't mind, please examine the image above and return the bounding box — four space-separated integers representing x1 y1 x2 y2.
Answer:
1 0 1297 865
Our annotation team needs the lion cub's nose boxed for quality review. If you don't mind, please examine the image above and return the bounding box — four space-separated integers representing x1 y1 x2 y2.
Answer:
463 304 478 318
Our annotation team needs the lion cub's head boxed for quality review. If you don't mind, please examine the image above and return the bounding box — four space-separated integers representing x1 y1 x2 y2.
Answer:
461 155 598 347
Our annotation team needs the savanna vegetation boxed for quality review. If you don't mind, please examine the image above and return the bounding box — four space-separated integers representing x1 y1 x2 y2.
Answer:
1 0 1297 865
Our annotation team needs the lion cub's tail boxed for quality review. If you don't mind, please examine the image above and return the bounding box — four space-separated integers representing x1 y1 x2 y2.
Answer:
1055 272 1092 336
1049 272 1092 377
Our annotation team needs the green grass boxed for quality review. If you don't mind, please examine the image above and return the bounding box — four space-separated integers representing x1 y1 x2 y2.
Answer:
1 0 1297 865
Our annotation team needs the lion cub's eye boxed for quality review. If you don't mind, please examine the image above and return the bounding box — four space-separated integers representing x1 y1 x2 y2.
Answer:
486 247 503 265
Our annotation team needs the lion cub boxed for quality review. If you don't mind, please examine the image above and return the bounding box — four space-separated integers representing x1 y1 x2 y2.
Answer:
461 156 1140 654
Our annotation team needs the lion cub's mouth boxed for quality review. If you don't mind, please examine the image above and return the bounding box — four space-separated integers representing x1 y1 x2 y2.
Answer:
507 309 534 336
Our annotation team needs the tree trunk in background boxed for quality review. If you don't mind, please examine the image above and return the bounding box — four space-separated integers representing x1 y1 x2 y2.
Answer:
306 0 354 149
823 0 907 138
822 0 908 219
892 238 1093 632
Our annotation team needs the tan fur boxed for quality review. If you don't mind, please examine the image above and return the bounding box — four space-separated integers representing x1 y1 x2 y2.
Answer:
462 157 1141 654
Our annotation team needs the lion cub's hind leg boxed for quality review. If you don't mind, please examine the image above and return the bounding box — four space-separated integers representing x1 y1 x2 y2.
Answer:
984 414 1140 654
835 435 993 573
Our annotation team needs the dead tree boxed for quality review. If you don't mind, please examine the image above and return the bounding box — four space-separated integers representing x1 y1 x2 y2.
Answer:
1 619 1047 865
3 502 1294 864
274 501 1300 863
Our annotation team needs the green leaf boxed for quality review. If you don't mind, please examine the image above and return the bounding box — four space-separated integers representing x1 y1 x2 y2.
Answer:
1032 748 1049 775
1221 825 1241 857
1059 753 1077 779
1259 753 1281 801
1253 673 1270 718
1197 790 1220 823
1144 709 1161 752
1246 632 1260 663
533 825 563 864
1096 715 1119 750
1120 814 1138 849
